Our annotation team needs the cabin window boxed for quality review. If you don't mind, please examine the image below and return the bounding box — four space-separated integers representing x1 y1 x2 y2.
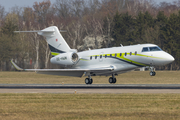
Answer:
130 52 132 56
105 54 107 58
135 51 137 55
142 47 149 52
125 53 127 56
90 56 92 60
95 56 97 59
120 53 122 57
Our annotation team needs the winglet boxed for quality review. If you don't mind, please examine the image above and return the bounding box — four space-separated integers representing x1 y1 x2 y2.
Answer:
11 60 24 71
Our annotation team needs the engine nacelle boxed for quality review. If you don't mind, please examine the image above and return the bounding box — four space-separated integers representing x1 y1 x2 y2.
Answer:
50 52 79 66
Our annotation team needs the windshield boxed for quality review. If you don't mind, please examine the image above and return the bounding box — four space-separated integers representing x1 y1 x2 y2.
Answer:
149 47 162 51
142 46 162 52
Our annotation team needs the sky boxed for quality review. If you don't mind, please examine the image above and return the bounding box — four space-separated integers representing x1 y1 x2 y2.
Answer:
0 0 56 11
0 0 176 12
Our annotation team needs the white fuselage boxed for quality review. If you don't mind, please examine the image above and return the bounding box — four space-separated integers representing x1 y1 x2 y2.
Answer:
72 44 174 76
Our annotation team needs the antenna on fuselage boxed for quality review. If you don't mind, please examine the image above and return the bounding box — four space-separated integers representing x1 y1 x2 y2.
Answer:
120 44 123 47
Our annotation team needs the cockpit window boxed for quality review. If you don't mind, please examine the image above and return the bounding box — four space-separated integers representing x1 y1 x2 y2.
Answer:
142 46 162 52
142 47 149 52
149 46 162 51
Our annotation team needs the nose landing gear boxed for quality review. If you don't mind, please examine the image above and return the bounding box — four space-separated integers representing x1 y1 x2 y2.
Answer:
149 66 156 76
150 71 156 76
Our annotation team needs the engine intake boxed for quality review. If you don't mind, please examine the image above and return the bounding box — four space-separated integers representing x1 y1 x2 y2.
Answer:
50 52 79 66
72 52 79 62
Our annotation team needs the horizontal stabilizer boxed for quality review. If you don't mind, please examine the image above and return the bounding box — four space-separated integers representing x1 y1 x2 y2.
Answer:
14 30 66 33
14 31 40 33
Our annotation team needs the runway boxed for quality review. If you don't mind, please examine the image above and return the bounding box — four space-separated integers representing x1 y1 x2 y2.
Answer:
1 84 180 93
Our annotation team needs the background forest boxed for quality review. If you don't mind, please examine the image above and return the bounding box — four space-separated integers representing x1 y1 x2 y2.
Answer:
0 0 180 71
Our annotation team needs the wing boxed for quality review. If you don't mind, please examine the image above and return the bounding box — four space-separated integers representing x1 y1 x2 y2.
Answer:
11 60 114 77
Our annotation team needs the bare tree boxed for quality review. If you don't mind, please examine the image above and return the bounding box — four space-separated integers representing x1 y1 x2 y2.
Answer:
66 21 84 49
28 23 40 69
54 0 72 18
33 0 52 24
0 5 5 27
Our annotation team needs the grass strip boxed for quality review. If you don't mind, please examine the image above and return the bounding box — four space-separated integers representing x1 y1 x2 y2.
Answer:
0 71 179 84
0 93 180 120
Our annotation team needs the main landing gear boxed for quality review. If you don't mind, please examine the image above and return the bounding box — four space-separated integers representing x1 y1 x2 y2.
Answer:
85 74 117 84
149 66 156 76
85 75 93 84
109 74 116 84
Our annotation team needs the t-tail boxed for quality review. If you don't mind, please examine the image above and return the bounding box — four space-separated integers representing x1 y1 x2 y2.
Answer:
15 26 79 66
15 26 77 57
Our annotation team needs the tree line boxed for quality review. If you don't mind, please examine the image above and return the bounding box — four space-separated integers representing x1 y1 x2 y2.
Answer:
0 0 180 70
112 11 180 70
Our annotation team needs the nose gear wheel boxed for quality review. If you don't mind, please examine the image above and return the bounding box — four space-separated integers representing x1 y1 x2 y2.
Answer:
149 66 156 76
150 71 156 76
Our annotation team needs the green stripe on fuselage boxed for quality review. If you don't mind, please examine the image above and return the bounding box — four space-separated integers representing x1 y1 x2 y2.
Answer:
51 52 60 56
136 54 164 59
80 58 89 61
105 53 148 66
89 52 165 67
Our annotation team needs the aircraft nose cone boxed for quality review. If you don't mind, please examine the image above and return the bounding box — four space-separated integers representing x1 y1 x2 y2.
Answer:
151 52 174 66
169 55 175 62
166 54 175 63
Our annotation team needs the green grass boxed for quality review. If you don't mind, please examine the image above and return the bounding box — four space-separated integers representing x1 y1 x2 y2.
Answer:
0 71 180 119
0 94 180 120
0 71 179 84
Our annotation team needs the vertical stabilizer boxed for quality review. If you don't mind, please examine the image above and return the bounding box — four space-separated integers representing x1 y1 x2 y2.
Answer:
38 26 71 56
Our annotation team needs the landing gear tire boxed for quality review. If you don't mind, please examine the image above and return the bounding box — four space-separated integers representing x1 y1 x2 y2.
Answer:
150 71 156 76
109 77 116 84
113 78 116 83
112 78 116 83
149 66 156 76
109 77 113 84
90 79 93 84
85 78 93 84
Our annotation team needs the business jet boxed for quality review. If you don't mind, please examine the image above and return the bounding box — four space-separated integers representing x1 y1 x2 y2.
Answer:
11 26 175 84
